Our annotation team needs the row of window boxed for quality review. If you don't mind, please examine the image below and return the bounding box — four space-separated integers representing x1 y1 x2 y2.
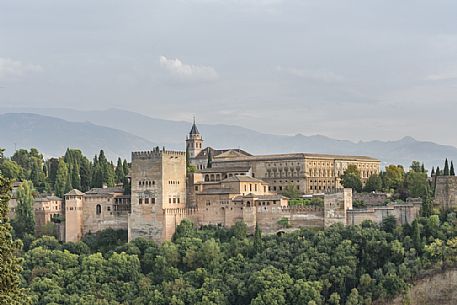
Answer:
168 180 181 185
168 197 181 204
139 180 155 187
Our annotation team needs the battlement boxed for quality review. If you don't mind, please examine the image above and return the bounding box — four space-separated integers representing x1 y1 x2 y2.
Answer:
132 146 186 160
164 207 199 215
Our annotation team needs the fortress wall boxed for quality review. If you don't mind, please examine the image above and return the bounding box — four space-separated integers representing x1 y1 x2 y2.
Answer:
353 192 390 206
256 206 325 234
434 176 457 210
347 204 421 226
82 197 129 235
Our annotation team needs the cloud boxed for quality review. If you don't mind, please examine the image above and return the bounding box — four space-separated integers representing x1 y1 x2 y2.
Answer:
276 66 344 83
425 72 457 81
159 56 219 82
0 57 43 80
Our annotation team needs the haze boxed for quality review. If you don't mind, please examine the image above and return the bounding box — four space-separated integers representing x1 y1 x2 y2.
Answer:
1 0 457 146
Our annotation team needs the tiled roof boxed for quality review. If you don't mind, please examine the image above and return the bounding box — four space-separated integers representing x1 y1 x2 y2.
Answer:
64 189 84 196
85 187 124 195
200 166 251 173
215 153 379 162
222 175 265 183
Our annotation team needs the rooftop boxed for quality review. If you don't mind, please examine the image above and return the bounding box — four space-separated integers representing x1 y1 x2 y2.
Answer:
214 152 379 162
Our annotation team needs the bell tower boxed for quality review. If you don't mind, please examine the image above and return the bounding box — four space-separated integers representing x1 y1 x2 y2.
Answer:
186 117 203 159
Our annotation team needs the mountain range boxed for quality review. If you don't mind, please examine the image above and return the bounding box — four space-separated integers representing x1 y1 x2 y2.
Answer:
0 107 456 169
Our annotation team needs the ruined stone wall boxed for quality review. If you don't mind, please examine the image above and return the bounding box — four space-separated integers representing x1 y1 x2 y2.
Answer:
434 176 457 210
256 206 325 234
353 192 390 206
347 204 420 226
324 189 352 227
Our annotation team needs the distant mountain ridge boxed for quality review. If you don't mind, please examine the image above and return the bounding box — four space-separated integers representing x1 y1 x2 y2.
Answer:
0 107 456 168
0 113 154 160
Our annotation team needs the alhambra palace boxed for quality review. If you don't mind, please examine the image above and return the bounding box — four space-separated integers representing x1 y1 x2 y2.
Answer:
9 121 457 243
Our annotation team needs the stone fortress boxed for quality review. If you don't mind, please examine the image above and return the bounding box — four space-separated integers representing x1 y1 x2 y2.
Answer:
12 121 431 243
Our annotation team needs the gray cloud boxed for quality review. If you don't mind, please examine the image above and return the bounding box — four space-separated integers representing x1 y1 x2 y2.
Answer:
0 57 42 80
159 56 219 82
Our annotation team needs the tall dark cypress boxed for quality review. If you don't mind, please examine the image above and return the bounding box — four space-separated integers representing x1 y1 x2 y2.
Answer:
451 161 455 176
431 167 435 177
444 159 450 176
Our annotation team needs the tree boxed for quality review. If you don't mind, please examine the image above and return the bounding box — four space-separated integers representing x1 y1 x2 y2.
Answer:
384 165 405 191
381 215 397 234
207 149 213 169
364 174 382 192
340 165 362 193
282 183 301 199
12 180 35 239
431 167 435 177
54 158 69 197
115 157 125 184
0 173 31 304
444 159 450 176
436 166 441 176
253 223 263 254
451 161 455 176
410 161 422 173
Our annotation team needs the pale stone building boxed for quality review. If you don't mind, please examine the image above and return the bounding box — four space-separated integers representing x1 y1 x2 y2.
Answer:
64 187 131 242
33 195 63 236
186 121 381 195
128 147 187 243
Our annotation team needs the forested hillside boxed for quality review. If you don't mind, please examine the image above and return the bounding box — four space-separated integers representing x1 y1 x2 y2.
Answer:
18 212 457 305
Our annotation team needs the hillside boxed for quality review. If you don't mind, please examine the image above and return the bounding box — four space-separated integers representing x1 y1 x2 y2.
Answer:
1 108 457 167
0 113 154 160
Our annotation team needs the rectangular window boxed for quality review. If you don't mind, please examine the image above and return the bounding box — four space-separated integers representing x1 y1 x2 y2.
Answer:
139 198 143 204
173 197 176 204
169 198 172 204
151 198 155 204
145 198 149 204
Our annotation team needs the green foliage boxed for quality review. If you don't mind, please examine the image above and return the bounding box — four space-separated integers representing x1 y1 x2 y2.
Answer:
289 197 323 207
277 217 290 229
12 180 35 239
0 172 31 304
54 158 69 198
282 183 301 199
341 165 363 193
384 165 405 191
17 210 457 305
363 174 383 192
444 159 450 176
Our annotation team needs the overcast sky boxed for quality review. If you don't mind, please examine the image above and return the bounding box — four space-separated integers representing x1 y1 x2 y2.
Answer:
1 0 457 146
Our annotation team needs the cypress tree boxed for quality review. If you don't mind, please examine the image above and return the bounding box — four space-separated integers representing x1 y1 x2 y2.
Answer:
253 223 263 254
431 167 435 177
451 161 455 176
79 158 91 192
12 180 35 239
115 158 124 184
0 174 31 304
122 159 129 176
54 158 69 198
436 166 441 176
444 159 450 176
207 149 213 169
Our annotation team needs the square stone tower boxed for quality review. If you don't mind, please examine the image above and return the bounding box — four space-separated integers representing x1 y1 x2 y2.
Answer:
64 189 84 242
128 147 187 242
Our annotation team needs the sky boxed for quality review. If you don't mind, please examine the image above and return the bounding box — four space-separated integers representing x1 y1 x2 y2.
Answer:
1 0 457 146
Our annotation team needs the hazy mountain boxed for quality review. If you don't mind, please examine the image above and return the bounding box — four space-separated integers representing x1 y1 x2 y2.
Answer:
1 107 456 168
0 113 155 160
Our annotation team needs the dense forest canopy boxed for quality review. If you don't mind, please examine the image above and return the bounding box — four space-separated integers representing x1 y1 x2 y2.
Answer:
17 213 457 305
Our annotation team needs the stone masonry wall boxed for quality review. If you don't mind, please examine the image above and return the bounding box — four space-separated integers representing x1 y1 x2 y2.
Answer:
434 176 457 210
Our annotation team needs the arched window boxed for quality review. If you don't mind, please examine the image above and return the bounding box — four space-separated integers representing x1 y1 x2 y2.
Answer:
96 204 101 215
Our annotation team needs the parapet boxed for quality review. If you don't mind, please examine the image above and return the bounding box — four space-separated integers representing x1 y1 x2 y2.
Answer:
132 146 186 160
164 208 199 215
